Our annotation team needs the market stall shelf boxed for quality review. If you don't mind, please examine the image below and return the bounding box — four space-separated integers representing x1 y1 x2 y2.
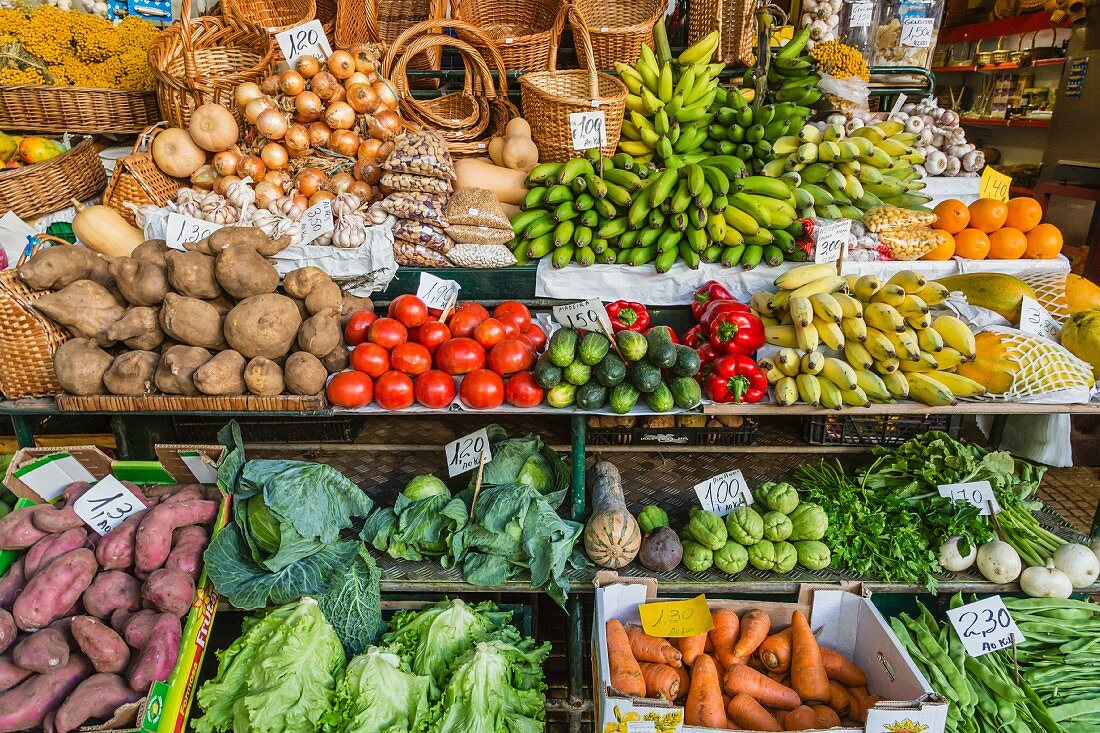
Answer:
55 393 327 412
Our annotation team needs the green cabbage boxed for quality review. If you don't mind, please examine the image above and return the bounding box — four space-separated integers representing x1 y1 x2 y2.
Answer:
318 545 384 656
472 425 569 508
324 647 431 733
403 474 450 501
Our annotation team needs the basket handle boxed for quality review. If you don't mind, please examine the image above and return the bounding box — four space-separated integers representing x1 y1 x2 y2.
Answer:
131 122 169 155
17 235 72 268
564 5 599 102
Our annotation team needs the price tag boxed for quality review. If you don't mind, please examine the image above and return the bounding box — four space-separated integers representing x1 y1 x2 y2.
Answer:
444 428 492 477
849 1 874 27
900 17 934 47
1019 296 1060 341
275 20 333 67
638 595 715 638
814 219 851 264
73 475 146 536
626 723 657 733
165 212 221 251
693 469 753 516
946 596 1025 657
979 166 1013 202
937 480 1000 515
553 298 614 334
890 93 908 117
569 111 607 151
300 199 334 246
416 272 461 311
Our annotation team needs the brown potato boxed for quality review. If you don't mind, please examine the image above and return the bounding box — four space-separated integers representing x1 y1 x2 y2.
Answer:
208 226 291 257
130 239 170 266
290 297 310 320
154 345 212 395
53 338 113 395
103 351 159 396
340 292 374 319
283 266 332 299
35 280 126 345
215 245 279 299
108 258 169 307
107 307 164 351
243 357 284 396
193 350 246 396
224 293 302 359
297 311 341 357
18 246 112 291
164 250 222 299
322 345 349 373
305 280 342 316
205 294 236 316
159 293 225 349
284 352 327 395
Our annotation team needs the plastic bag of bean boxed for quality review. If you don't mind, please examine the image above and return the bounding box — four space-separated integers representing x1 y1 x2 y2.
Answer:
393 218 454 253
384 130 456 180
875 226 945 261
381 191 449 226
380 172 453 195
445 224 515 246
395 241 453 266
862 205 938 233
446 243 517 268
445 188 511 229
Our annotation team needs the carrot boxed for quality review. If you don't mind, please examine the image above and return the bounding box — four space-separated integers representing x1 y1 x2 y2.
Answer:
732 609 772 659
757 628 793 674
709 608 741 669
847 685 869 702
821 646 867 687
726 692 783 732
827 681 852 716
685 653 727 728
640 662 681 701
674 664 690 701
789 610 831 705
776 705 818 731
850 694 885 724
811 704 842 728
723 664 801 710
605 619 646 697
625 625 683 667
677 633 707 666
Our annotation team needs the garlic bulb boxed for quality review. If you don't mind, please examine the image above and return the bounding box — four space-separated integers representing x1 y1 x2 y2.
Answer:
226 176 257 213
312 231 334 247
333 213 367 248
270 195 305 221
367 202 388 226
202 196 239 225
176 188 200 206
252 209 303 245
332 192 362 219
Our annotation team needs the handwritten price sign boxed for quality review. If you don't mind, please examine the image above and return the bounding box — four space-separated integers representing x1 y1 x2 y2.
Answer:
693 470 753 516
275 20 333 66
1019 296 1060 341
74 476 146 535
569 111 607 151
979 166 1012 202
849 1 874 27
444 428 491 477
165 212 221 251
937 480 1000 515
416 272 461 311
814 219 851 265
553 298 614 334
946 596 1025 657
300 199 334 246
900 17 934 47
639 595 714 638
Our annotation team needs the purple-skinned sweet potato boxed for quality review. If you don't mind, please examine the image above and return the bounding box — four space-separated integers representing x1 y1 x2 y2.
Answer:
0 506 52 550
165 525 209 580
55 672 142 733
12 628 70 673
95 508 149 570
0 654 92 732
0 655 33 693
0 610 14 656
12 549 98 630
82 570 142 620
141 568 195 617
133 499 218 577
0 559 26 611
127 613 180 694
25 529 89 580
71 616 130 674
119 610 159 649
30 483 93 534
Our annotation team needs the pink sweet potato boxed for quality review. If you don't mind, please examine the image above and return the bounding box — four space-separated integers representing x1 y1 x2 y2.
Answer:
134 499 218 577
95 508 149 570
25 529 89 580
0 610 14 655
120 610 159 649
141 568 195 617
0 506 52 550
0 654 92 733
127 613 180 694
165 525 209 580
42 711 56 733
30 483 93 534
0 559 26 611
71 616 130 674
0 655 32 693
55 672 142 733
12 549 98 630
160 485 205 505
12 628 70 673
82 570 142 620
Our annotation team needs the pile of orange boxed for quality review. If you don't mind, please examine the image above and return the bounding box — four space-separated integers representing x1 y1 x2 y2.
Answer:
925 197 1063 260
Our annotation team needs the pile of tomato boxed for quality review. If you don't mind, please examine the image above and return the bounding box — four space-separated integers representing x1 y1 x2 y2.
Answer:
326 295 548 410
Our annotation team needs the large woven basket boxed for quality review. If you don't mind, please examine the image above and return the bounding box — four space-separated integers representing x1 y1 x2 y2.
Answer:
0 86 159 135
571 0 664 70
103 124 183 227
454 0 567 73
0 138 106 221
519 7 628 161
223 0 315 33
334 0 445 51
687 0 753 64
148 0 276 127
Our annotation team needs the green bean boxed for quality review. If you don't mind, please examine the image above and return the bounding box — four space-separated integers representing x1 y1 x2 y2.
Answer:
1004 597 1099 613
1050 698 1100 722
904 615 967 701
965 656 1024 703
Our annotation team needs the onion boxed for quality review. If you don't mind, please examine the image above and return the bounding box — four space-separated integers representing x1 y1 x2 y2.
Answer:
295 55 321 79
311 71 339 101
238 155 267 181
328 83 346 104
309 190 336 206
349 180 374 201
346 83 379 114
255 180 282 208
213 150 241 176
346 72 371 88
261 142 289 170
234 82 263 110
328 50 356 79
328 171 354 194
244 97 272 124
350 44 377 74
256 108 289 140
294 91 323 123
296 167 327 196
264 169 292 191
357 137 382 161
325 101 355 130
329 129 360 157
353 158 381 184
190 164 217 189
279 70 306 96
260 75 281 96
213 174 241 196
306 121 332 148
292 193 310 209
284 123 311 155
372 79 399 111
367 109 402 140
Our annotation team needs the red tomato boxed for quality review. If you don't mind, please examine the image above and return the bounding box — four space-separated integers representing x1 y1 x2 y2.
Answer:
326 371 373 407
414 370 456 408
488 339 535 376
455 302 490 320
435 337 486 375
387 294 429 328
415 321 451 354
459 368 504 410
374 371 415 410
523 323 546 351
493 302 531 331
448 310 484 338
350 342 390 378
367 317 407 350
390 342 431 376
515 333 536 350
504 372 543 408
343 310 378 346
473 318 507 349
499 317 521 339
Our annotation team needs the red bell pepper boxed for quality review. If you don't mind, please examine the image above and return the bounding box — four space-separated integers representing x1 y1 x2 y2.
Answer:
704 354 767 404
644 325 679 344
695 342 718 384
682 324 707 348
692 280 734 320
699 298 751 334
708 309 765 356
606 301 650 332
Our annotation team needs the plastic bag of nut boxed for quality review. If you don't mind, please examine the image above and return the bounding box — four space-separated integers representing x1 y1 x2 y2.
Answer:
861 205 938 233
395 241 452 266
445 224 515 246
380 172 453 195
383 130 456 180
381 191 449 226
393 218 454 253
875 226 946 260
445 188 511 229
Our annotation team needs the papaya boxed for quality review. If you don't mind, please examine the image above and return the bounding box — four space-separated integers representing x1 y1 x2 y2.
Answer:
1060 310 1100 379
1064 274 1100 315
955 330 1095 395
954 332 1017 394
936 273 1036 324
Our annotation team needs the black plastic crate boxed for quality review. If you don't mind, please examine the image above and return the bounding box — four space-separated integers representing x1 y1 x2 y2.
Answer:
588 418 757 447
171 416 355 444
802 413 963 447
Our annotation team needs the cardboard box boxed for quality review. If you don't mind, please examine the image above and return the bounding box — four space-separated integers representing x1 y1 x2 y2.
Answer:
593 572 947 733
0 445 228 733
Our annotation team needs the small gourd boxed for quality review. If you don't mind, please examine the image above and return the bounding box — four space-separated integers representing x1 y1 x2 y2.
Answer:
70 200 144 257
583 461 640 569
500 117 538 173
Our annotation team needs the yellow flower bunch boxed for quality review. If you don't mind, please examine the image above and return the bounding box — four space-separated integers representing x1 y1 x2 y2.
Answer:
810 40 870 81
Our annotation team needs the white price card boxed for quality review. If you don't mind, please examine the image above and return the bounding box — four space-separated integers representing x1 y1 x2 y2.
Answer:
814 219 851 264
946 596 1025 657
693 469 753 516
552 299 614 333
890 93 908 117
1019 296 1060 342
165 212 221 251
849 1 874 27
626 723 657 733
938 480 1000 515
901 17 935 47
569 111 607 151
74 475 146 536
444 428 492 477
275 20 333 67
300 199 335 246
416 272 461 311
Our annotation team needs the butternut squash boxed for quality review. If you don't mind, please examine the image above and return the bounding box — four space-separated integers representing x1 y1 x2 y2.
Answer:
501 118 538 172
584 461 640 569
454 158 528 206
70 201 144 257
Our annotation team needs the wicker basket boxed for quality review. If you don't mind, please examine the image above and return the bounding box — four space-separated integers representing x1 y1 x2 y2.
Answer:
0 86 159 136
103 124 184 227
687 0 754 65
148 0 276 127
0 138 106 221
223 0 315 33
519 7 628 162
571 0 664 70
334 0 445 51
454 0 567 73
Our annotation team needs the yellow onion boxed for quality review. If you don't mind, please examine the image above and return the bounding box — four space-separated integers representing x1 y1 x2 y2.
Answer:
234 82 263 110
295 55 321 79
256 108 289 140
213 149 241 176
260 142 289 170
296 167 327 196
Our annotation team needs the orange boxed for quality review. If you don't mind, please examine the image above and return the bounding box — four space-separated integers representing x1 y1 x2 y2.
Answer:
1024 223 1064 258
1005 196 1043 233
987 227 1028 259
953 228 991 259
933 199 970 234
968 198 1009 234
923 229 956 260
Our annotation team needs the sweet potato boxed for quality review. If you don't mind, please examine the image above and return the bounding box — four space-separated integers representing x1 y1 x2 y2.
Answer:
283 266 331 299
0 610 14 655
119 610 158 649
104 350 160 396
127 613 180 694
134 499 218 577
18 246 111 291
164 250 222 299
215 245 278 299
55 672 143 733
0 654 92 733
109 257 169 307
71 616 130 674
82 571 142 620
224 293 303 359
53 338 114 395
165 525 208 580
0 506 52 550
31 482 92 533
95 509 149 570
13 548 98 630
283 352 327 395
25 529 89 579
322 345 349 373
209 226 291 257
243 357 284 395
131 240 170 267
160 486 204 505
305 280 342 316
141 568 195 617
0 560 26 610
297 311 342 357
107 307 165 351
155 345 212 395
159 293 225 349
0 655 32 693
13 628 70 673
35 280 126 345
193 349 246 396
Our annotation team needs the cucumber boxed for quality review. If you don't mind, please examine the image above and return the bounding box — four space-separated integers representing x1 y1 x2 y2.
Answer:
609 383 640 414
575 381 608 410
629 360 663 393
563 361 592 386
669 376 703 409
645 326 678 368
644 382 675 412
578 331 611 366
615 330 648 362
546 382 577 408
533 353 562 389
670 344 702 377
594 352 627 387
547 327 578 367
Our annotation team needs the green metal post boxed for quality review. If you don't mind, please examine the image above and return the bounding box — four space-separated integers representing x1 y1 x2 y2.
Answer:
568 414 587 733
571 414 586 523
10 416 34 448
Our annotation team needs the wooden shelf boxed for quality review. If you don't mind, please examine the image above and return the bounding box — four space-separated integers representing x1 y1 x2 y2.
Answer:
1011 184 1036 196
932 58 1065 74
703 401 1100 416
939 14 1068 44
960 116 1052 128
